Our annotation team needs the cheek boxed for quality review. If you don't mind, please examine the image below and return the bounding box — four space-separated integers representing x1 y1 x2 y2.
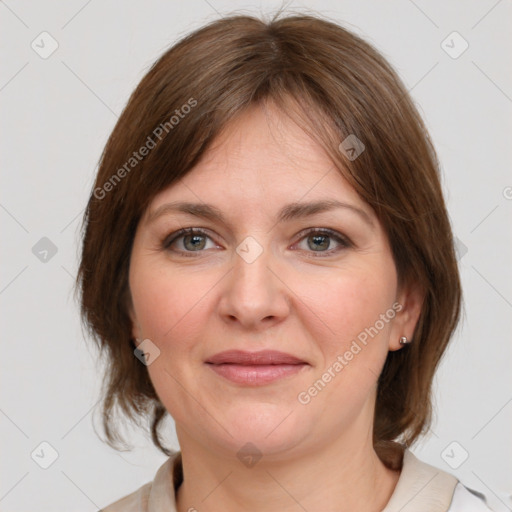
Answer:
298 264 397 347
294 263 398 407
129 259 217 348
297 271 397 406
129 261 214 417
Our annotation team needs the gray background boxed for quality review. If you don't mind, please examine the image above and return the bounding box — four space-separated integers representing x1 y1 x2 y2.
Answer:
1 1 511 510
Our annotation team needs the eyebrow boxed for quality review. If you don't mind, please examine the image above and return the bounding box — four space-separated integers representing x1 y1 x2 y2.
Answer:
146 199 374 228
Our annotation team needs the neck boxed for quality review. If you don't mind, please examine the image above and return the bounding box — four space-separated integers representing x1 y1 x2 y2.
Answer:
175 428 400 512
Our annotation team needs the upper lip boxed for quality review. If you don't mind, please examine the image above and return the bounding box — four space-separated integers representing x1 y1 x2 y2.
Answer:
205 350 307 365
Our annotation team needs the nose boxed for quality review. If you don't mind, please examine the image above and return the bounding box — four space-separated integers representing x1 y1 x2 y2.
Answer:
217 239 291 331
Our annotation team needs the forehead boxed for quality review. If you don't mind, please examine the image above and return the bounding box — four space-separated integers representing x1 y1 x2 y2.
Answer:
146 102 370 218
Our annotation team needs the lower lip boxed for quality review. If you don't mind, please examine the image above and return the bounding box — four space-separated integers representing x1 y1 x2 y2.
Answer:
206 363 308 385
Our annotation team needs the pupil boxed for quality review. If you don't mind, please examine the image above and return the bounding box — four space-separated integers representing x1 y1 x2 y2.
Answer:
186 235 205 250
310 235 328 251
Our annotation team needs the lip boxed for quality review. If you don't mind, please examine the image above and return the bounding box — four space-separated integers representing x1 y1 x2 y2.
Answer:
206 350 306 365
205 350 309 385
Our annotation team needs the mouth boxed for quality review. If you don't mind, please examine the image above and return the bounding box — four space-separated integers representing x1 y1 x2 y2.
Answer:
205 350 309 386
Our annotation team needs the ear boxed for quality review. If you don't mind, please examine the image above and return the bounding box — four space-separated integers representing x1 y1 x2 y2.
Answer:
388 279 424 352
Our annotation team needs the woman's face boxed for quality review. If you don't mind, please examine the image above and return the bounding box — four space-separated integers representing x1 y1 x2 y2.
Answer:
128 102 421 460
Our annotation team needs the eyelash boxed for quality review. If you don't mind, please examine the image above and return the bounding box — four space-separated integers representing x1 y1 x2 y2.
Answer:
162 227 352 258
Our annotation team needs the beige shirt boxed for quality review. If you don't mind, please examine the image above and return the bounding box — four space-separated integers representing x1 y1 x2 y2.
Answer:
100 449 491 511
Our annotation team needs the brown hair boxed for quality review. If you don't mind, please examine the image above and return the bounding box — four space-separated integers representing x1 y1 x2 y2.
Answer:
77 11 461 469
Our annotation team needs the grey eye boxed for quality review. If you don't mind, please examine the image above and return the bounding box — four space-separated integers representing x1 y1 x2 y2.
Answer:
182 233 207 251
307 233 331 251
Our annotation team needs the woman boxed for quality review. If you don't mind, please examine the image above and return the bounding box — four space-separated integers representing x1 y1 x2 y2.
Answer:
77 12 493 512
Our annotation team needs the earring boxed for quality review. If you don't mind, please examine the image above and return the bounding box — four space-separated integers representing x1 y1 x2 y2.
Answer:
399 336 411 345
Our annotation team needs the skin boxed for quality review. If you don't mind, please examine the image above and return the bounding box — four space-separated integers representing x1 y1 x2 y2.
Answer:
128 101 423 512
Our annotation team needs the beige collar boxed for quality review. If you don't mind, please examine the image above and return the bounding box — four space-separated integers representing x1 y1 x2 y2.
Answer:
381 449 458 511
103 448 459 511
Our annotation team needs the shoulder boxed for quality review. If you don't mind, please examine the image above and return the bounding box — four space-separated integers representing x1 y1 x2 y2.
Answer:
449 482 494 511
383 449 493 512
98 451 180 512
99 482 151 512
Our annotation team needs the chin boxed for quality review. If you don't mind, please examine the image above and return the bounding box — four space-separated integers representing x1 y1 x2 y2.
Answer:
210 404 309 458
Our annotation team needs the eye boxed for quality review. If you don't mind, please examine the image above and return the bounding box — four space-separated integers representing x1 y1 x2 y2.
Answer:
162 228 217 255
162 227 352 257
293 228 352 256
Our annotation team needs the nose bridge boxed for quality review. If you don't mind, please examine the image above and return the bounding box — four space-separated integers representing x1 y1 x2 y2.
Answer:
218 234 289 327
234 236 271 291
